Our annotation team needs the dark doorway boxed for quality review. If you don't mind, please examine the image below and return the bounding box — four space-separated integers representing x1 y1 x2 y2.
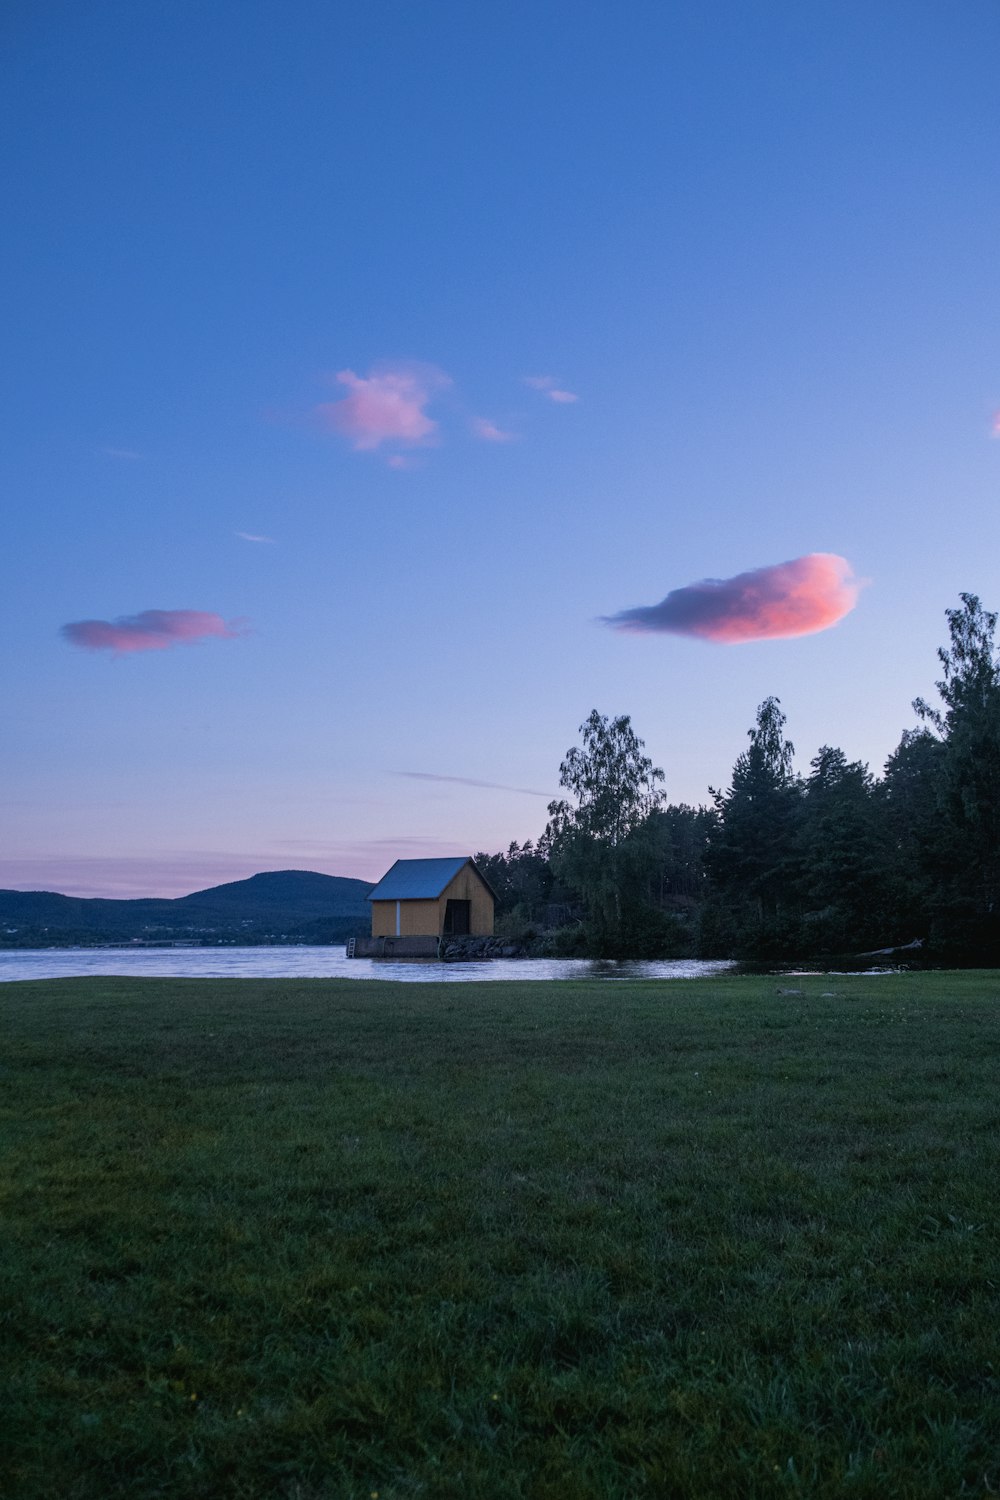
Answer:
443 899 471 935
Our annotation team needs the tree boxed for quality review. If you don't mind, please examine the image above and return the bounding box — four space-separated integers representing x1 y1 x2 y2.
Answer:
913 593 1000 954
473 841 554 930
544 710 666 953
796 745 885 950
644 804 714 908
703 698 804 953
877 727 944 940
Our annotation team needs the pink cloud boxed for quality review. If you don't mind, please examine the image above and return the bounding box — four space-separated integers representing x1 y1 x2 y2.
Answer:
61 609 247 655
523 374 579 403
603 554 860 643
470 416 517 443
316 363 449 451
991 408 1000 438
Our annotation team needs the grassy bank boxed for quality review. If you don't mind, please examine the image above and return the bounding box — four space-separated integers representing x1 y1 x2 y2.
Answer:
2 973 999 1498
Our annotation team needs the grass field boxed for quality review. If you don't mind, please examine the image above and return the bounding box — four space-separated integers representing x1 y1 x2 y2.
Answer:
2 972 999 1498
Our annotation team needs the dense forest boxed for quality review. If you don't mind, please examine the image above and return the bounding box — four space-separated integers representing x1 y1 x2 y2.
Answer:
477 594 1000 965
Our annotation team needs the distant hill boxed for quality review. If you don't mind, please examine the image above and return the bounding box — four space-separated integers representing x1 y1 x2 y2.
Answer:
0 870 374 948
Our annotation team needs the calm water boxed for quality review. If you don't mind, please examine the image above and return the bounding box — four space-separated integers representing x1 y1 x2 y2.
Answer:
0 945 736 984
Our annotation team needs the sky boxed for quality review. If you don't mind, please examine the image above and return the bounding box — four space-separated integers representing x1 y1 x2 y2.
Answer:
2 0 999 897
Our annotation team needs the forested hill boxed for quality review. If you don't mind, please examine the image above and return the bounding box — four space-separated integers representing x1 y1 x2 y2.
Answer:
0 870 374 948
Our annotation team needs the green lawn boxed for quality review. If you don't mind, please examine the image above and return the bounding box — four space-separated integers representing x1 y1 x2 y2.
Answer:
2 973 999 1498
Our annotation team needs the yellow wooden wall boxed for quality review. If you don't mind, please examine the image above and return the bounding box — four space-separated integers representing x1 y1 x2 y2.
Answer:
371 898 440 937
369 864 494 936
440 864 494 933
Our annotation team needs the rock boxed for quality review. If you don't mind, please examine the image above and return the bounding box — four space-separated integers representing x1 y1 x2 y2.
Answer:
857 937 924 957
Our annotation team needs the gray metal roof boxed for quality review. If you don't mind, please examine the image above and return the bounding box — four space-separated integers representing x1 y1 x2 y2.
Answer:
367 857 488 902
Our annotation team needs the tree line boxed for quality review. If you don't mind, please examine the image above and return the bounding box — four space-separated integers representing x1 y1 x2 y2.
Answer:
477 594 1000 963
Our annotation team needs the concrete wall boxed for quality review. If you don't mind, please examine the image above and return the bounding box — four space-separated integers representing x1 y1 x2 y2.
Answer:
353 935 441 958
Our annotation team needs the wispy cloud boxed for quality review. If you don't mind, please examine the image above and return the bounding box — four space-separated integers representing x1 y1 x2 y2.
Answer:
100 446 143 460
991 408 1000 438
396 771 550 797
523 374 579 404
362 835 474 851
236 531 275 544
470 416 517 443
603 554 860 644
315 362 450 452
61 609 248 655
319 836 475 881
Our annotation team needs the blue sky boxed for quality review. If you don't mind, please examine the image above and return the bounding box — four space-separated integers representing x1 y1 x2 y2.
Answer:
2 0 999 895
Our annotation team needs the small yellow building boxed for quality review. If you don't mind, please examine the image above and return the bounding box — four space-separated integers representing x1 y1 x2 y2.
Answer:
368 856 496 939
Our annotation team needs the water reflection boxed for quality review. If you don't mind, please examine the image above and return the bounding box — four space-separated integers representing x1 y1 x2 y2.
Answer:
0 945 737 984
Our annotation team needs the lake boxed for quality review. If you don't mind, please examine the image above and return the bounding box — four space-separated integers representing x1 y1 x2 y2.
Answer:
0 945 737 984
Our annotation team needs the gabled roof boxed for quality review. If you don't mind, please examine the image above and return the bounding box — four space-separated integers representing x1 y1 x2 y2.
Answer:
367 856 496 902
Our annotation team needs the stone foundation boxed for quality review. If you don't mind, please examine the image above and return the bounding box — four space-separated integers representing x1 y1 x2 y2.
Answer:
349 934 527 960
